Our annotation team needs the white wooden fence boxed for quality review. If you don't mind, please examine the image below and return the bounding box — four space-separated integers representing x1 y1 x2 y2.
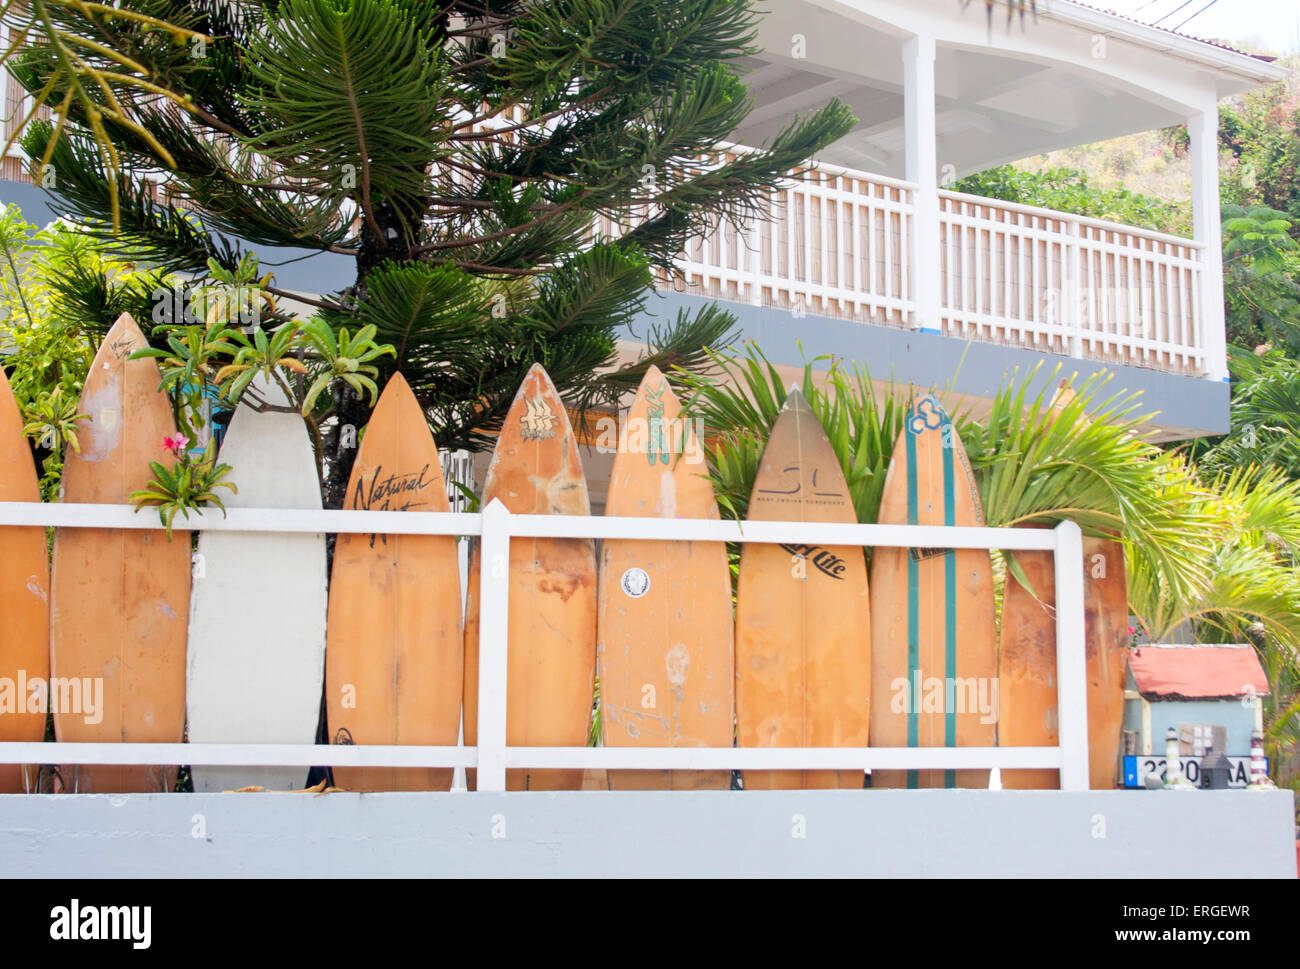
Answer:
0 499 1092 792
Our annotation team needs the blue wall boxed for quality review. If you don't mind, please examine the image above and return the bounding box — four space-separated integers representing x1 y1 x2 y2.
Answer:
627 292 1230 438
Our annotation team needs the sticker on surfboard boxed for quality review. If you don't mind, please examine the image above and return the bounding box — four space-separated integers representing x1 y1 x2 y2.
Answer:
620 567 650 598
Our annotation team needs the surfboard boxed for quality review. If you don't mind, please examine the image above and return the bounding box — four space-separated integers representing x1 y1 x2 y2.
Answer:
735 388 870 791
597 365 732 791
326 372 462 792
999 536 1130 790
998 380 1131 788
463 364 597 791
1083 537 1130 788
997 535 1056 790
186 377 327 793
0 366 49 793
50 313 189 793
870 392 996 789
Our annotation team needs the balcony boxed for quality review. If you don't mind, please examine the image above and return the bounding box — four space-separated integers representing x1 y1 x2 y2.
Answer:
637 146 1208 379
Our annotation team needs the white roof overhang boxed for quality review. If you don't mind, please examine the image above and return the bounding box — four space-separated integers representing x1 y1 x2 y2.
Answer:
733 0 1290 178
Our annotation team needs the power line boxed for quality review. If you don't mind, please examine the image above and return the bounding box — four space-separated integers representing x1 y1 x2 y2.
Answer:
1172 0 1221 32
1151 0 1199 26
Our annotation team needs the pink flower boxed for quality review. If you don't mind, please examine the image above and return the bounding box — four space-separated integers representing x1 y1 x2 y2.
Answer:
163 434 190 455
1127 626 1136 636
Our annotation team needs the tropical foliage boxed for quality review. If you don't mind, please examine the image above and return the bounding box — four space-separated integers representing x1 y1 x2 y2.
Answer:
0 0 210 229
0 205 167 496
1219 205 1300 353
128 434 237 536
1219 57 1300 227
2 0 854 509
1190 348 1300 481
951 164 1191 236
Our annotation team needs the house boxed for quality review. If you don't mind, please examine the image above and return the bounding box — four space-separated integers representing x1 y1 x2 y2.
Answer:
1120 643 1270 788
0 2 1288 509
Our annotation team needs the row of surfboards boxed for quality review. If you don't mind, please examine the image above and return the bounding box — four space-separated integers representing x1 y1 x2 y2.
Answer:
0 313 1129 794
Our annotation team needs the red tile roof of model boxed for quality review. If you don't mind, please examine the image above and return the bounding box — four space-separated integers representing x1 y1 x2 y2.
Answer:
1128 644 1270 699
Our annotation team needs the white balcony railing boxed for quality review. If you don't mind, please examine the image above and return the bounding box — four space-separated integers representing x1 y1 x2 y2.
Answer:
0 499 1091 793
654 147 1209 379
938 191 1205 376
662 153 915 328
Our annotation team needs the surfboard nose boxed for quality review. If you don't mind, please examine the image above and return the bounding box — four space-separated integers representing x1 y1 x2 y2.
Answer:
782 385 811 410
516 362 562 402
105 311 147 343
638 363 665 387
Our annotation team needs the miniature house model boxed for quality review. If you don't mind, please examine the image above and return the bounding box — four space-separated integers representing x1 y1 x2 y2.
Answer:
1121 643 1270 789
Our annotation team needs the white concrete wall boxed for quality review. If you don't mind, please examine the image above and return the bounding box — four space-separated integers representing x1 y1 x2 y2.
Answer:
1 789 1293 877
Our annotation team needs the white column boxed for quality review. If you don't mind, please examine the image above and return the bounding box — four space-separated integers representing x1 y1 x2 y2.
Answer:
903 34 940 332
1189 101 1227 381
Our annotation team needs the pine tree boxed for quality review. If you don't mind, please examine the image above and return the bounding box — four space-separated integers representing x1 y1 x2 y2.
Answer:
5 0 853 506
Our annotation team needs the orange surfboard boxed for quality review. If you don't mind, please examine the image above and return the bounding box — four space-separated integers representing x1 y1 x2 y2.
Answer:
735 388 870 790
50 313 189 793
597 365 733 791
0 367 49 792
999 536 1130 789
870 392 996 789
326 373 463 791
463 364 597 791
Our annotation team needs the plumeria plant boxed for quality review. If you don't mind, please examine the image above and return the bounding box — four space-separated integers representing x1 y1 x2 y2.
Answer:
129 434 237 538
20 386 88 498
132 254 395 482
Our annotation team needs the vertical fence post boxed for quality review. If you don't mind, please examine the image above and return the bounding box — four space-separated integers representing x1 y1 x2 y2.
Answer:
476 498 511 792
1053 520 1089 792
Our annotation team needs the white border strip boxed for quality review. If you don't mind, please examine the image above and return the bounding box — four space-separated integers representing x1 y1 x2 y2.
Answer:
0 742 1061 771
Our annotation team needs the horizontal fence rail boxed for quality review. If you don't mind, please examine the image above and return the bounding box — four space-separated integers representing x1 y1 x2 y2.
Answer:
0 500 1090 792
0 502 1058 549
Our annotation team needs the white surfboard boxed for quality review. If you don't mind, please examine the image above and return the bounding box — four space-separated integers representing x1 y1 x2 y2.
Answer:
186 380 328 792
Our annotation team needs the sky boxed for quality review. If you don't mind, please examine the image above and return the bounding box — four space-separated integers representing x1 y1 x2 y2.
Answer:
1089 0 1300 54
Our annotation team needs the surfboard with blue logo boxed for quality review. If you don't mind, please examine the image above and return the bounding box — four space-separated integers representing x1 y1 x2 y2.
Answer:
869 392 995 789
597 365 733 791
735 388 871 790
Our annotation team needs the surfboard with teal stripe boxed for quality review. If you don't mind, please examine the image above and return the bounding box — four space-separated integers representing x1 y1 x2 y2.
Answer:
869 393 997 789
